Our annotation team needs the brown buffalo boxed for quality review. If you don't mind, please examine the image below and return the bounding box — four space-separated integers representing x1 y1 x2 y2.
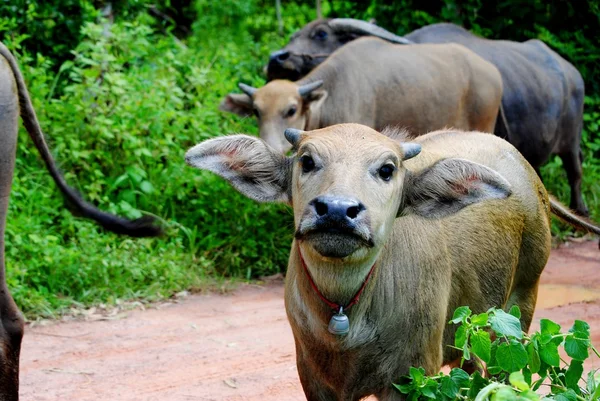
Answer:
267 18 588 216
222 37 502 154
186 123 600 400
0 42 161 400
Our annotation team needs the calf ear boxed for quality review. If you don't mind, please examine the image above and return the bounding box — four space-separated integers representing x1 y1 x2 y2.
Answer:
219 93 253 117
185 135 291 203
306 89 328 117
402 158 512 218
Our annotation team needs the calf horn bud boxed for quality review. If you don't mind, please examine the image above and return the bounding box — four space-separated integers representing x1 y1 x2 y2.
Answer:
401 143 421 160
329 18 413 45
298 80 323 98
238 83 257 97
284 128 305 147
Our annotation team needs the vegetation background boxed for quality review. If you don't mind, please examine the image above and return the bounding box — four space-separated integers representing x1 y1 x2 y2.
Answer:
1 0 598 318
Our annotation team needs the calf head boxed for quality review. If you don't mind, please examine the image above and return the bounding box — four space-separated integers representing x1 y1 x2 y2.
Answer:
185 124 512 272
219 80 326 154
266 18 412 81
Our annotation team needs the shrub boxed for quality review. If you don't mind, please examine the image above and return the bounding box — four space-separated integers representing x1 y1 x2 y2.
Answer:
395 306 600 400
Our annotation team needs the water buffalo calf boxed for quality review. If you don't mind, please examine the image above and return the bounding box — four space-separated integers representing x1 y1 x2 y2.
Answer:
0 42 161 400
186 123 600 400
266 19 588 216
222 37 502 154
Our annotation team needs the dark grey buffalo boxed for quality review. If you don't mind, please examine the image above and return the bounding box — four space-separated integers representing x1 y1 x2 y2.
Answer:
1 42 161 400
266 19 588 216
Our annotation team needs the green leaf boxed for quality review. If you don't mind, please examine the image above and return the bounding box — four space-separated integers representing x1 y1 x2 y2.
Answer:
527 342 541 373
496 339 528 372
509 305 521 319
490 310 523 339
492 386 518 401
553 390 578 401
539 341 560 367
440 375 458 398
570 320 590 339
509 371 529 391
468 371 489 399
564 336 589 361
409 366 425 385
393 377 414 394
421 379 438 399
450 368 470 388
472 330 492 363
463 341 471 361
586 370 599 397
472 312 489 327
488 365 503 375
451 306 472 324
565 360 584 392
522 367 532 387
456 324 468 348
518 389 541 401
139 180 155 194
540 319 561 336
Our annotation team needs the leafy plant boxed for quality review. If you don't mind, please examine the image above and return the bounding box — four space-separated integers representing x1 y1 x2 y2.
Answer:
394 307 600 400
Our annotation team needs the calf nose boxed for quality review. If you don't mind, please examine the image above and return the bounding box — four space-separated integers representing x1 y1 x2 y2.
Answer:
310 196 366 223
269 50 290 63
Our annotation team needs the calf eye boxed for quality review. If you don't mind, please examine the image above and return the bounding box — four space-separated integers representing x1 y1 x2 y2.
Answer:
285 106 297 118
314 29 328 41
378 164 395 181
253 108 260 118
300 155 315 173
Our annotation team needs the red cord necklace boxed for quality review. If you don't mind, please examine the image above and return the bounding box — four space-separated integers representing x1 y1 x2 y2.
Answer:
297 244 377 336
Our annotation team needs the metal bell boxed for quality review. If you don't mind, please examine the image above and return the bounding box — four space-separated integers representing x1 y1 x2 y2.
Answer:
328 307 350 336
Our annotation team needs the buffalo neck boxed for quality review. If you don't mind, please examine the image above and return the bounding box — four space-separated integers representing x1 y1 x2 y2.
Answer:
294 240 380 311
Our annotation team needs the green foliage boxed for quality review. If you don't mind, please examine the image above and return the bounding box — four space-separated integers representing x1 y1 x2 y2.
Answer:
395 307 600 400
5 4 312 318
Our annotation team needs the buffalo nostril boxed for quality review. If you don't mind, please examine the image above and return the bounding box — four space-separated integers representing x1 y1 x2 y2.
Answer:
270 50 290 63
315 201 328 216
277 51 290 61
346 206 360 219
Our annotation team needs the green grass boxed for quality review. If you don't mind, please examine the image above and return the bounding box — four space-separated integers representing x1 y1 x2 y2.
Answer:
4 3 600 319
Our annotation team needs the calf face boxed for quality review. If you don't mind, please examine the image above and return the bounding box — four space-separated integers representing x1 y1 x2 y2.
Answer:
185 124 511 267
219 80 326 154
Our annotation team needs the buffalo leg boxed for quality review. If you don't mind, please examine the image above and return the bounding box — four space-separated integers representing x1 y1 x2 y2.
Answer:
0 280 24 401
0 56 25 400
296 360 337 401
0 196 24 401
559 149 588 216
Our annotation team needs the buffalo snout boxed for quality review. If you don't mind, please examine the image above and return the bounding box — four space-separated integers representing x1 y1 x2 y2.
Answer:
310 196 366 224
269 49 290 63
296 195 372 258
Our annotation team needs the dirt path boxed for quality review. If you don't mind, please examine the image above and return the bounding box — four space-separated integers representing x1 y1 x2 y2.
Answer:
20 240 600 401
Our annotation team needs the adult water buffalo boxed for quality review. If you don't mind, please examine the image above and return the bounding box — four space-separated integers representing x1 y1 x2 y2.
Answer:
222 37 502 154
185 123 600 401
266 19 588 216
0 43 161 400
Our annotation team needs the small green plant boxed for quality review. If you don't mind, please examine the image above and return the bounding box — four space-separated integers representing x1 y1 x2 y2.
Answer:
394 307 600 400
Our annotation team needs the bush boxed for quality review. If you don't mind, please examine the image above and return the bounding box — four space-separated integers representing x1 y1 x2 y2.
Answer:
395 306 600 400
